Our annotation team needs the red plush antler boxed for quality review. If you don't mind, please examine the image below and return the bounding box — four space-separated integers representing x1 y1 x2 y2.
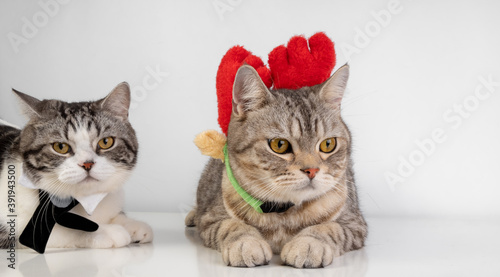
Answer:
216 46 272 135
268 32 336 89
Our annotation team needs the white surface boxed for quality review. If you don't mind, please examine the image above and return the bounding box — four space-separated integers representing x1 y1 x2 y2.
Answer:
1 213 499 277
0 1 499 217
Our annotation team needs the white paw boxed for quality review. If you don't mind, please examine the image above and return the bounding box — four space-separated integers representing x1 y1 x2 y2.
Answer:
88 224 132 248
222 236 272 267
281 236 333 268
123 220 154 244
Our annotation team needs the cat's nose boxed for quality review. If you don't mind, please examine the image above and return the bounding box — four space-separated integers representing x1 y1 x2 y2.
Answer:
301 168 319 179
81 161 95 171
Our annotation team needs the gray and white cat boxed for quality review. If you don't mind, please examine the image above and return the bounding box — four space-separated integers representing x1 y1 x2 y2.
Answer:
186 64 367 268
0 82 153 250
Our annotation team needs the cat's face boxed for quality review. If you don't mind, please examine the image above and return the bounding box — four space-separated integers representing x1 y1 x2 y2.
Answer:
15 83 138 198
227 65 350 205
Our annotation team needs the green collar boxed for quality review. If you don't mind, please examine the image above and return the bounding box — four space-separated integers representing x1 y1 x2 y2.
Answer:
223 144 264 213
223 144 295 214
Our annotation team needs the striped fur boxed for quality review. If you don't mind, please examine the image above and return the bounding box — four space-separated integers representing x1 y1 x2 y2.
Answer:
0 125 21 172
187 65 367 268
0 125 21 248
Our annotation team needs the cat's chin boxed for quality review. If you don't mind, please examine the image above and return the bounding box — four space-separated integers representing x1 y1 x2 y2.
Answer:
59 174 101 186
295 179 317 190
278 181 333 204
281 178 324 193
79 176 100 184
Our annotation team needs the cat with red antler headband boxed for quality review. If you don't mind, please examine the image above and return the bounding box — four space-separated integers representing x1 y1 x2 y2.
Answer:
187 32 367 268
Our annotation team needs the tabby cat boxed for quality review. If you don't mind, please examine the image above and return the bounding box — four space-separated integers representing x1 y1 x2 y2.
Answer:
186 64 367 268
0 83 153 251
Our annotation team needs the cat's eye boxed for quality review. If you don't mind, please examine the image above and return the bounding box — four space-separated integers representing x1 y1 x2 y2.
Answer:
98 137 115 150
319 138 337 153
269 138 291 154
53 142 70 154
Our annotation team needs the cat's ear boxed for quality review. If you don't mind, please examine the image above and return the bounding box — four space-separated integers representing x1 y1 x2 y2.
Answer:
12 89 42 118
99 82 131 120
319 63 349 108
232 65 271 116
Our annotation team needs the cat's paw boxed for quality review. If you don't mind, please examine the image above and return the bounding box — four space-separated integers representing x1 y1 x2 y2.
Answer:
122 220 154 244
281 236 333 268
185 209 196 227
88 224 132 248
222 236 272 267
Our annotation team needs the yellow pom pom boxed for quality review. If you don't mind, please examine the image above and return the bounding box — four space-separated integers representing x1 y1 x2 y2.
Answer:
194 130 227 162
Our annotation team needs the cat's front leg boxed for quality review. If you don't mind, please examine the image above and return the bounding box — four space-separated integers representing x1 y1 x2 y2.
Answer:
281 217 367 268
86 224 133 248
47 223 132 249
199 215 272 267
111 213 153 244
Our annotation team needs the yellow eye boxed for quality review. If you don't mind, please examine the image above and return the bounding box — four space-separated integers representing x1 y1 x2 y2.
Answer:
53 142 70 154
320 138 337 153
269 138 291 154
98 137 114 150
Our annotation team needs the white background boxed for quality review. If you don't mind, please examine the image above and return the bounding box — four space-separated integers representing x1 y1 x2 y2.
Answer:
0 0 499 217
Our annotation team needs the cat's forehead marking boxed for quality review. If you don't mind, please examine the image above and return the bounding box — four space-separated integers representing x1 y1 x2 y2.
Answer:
291 118 302 138
55 101 95 119
279 95 327 138
315 117 325 137
289 115 320 139
66 117 99 150
71 127 91 143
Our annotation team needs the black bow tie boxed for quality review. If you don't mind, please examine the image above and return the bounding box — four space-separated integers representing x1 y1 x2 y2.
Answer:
19 190 99 254
260 201 295 213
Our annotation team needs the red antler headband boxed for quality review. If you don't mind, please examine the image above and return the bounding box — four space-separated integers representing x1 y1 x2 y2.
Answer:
216 32 336 135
